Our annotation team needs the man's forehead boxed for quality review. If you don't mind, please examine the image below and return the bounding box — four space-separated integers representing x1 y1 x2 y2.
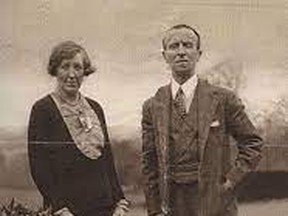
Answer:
164 28 198 44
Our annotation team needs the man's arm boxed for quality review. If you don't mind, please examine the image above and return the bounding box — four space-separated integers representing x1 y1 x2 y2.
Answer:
224 91 263 187
142 99 162 216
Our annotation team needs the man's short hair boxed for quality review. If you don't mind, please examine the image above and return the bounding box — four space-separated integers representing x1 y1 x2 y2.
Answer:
162 24 201 50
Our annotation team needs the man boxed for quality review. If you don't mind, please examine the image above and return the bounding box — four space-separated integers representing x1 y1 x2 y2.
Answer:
141 24 263 216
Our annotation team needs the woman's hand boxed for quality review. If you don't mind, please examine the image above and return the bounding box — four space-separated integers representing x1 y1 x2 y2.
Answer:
112 206 126 216
54 207 74 216
113 199 130 216
154 213 166 216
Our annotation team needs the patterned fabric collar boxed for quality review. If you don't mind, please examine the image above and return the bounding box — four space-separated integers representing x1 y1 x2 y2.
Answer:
51 92 105 160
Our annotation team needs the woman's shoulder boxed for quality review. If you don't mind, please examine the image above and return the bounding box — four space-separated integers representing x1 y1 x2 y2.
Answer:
84 97 108 126
85 97 104 112
31 94 55 112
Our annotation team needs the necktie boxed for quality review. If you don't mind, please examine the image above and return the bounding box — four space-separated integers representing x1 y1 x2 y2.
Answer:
174 87 186 118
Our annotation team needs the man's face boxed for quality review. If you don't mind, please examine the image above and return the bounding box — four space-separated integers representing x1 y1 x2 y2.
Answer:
162 28 202 81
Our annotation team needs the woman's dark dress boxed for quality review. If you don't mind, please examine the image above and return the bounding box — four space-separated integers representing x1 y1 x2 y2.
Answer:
28 95 124 216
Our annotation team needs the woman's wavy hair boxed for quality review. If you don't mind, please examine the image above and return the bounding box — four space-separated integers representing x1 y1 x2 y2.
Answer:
47 41 96 76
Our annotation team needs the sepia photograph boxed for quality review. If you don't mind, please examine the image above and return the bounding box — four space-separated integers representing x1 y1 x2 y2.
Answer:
0 0 287 216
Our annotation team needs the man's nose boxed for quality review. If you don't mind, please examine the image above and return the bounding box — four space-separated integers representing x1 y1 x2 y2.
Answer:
177 44 186 56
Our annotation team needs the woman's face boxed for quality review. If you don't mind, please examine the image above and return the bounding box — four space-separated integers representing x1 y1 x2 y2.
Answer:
56 52 85 95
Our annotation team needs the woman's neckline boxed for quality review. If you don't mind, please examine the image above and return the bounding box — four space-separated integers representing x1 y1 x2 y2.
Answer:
52 90 81 107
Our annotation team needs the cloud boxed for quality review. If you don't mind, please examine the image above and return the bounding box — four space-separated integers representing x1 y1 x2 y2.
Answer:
0 0 286 134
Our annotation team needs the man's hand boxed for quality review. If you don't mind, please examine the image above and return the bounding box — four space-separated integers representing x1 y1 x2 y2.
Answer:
223 179 234 190
221 178 235 194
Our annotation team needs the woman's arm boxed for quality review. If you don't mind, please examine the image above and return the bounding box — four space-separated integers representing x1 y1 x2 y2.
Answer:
96 103 125 201
28 101 66 210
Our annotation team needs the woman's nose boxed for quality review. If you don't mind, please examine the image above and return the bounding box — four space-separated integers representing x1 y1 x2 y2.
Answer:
67 68 77 77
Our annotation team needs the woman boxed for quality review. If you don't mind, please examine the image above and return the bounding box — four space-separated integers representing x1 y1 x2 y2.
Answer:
28 41 129 216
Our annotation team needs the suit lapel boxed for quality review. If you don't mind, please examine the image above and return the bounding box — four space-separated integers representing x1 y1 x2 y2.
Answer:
196 80 220 163
153 85 171 161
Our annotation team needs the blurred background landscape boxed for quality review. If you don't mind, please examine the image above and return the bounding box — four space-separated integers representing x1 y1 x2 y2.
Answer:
0 0 288 215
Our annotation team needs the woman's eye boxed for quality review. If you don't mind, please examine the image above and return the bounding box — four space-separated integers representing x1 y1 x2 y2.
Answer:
74 64 83 71
61 63 70 70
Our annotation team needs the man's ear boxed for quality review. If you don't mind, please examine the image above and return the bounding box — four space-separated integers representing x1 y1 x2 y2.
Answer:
197 50 202 61
162 50 167 62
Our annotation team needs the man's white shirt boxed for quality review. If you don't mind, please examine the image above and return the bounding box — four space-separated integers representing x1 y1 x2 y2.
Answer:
171 75 198 113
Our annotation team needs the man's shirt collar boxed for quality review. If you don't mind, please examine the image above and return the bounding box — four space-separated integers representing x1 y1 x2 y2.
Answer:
171 74 198 100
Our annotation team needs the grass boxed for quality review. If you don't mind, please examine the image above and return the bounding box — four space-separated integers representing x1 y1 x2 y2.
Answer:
1 187 288 216
0 187 42 210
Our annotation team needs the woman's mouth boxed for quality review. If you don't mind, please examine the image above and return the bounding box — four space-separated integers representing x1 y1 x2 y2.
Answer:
66 82 78 87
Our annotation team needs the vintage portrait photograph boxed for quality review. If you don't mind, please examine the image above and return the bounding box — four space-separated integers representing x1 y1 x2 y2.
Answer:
0 0 287 216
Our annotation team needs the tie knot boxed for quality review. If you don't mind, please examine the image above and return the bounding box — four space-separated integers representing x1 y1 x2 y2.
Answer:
176 87 184 97
174 87 186 117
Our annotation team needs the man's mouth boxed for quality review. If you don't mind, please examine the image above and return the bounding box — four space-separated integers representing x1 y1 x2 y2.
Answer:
176 59 188 63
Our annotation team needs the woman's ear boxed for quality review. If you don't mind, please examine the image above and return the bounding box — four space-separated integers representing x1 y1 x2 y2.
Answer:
197 50 202 61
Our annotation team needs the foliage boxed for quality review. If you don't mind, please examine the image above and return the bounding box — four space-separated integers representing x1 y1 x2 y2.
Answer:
0 199 52 216
111 137 143 188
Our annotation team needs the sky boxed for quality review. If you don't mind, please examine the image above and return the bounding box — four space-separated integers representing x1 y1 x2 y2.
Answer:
0 0 287 137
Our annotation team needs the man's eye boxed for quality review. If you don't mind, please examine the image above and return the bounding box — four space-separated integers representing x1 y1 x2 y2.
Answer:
184 42 195 49
168 43 179 49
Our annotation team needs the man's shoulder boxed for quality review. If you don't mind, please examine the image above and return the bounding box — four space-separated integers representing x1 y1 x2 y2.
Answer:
200 79 245 111
143 84 170 105
200 79 237 99
156 84 171 97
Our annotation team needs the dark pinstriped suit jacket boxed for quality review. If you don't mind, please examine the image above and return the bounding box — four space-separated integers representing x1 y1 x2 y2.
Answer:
142 79 263 216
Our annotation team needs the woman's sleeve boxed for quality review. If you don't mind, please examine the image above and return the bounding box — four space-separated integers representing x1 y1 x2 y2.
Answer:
95 103 125 201
28 103 66 210
105 141 125 200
